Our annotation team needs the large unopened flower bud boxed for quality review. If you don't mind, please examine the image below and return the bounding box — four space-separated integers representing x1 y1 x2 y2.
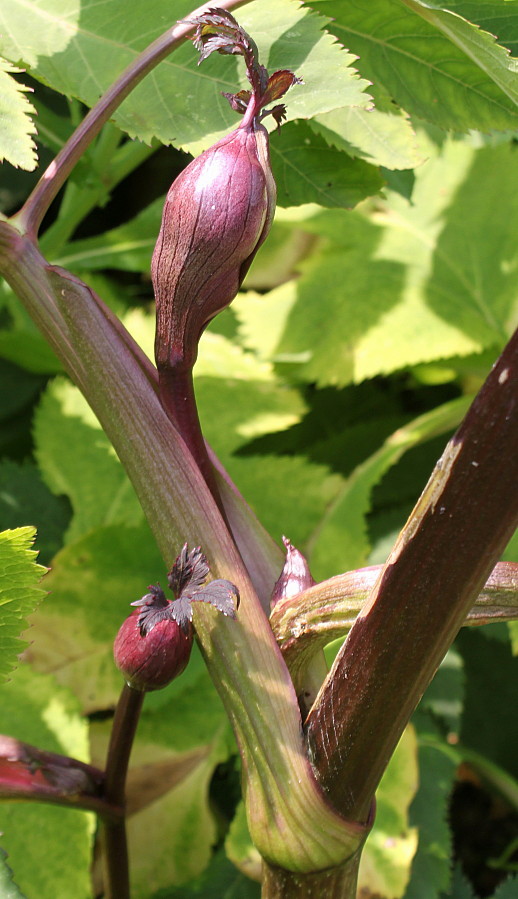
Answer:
152 119 275 372
152 9 300 375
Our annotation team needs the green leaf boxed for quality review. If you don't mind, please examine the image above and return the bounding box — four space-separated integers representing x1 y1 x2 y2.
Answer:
439 864 476 898
457 629 518 780
0 280 62 374
0 662 94 899
399 0 518 109
269 120 383 208
311 83 425 170
444 2 518 58
0 462 70 565
54 198 163 274
313 0 518 132
0 0 370 151
0 527 46 683
275 139 517 386
419 648 464 734
195 374 344 553
151 850 261 899
404 711 457 899
359 726 418 898
491 877 518 899
225 801 262 884
0 848 26 899
307 396 469 579
0 57 37 170
88 671 230 895
34 377 144 544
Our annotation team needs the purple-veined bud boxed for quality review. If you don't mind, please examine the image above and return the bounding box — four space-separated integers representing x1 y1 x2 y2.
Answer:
152 117 275 372
270 535 315 611
114 606 193 693
152 9 300 374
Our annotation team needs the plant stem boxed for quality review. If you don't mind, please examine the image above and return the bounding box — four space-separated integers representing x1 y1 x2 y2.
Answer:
158 365 225 513
261 850 362 898
101 683 144 899
270 561 518 696
0 736 121 821
13 0 250 239
306 329 518 821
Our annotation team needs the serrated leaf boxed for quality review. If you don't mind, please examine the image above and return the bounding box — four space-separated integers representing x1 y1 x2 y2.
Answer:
269 120 383 208
399 0 518 108
359 726 419 898
275 139 518 386
404 710 457 899
314 0 518 132
0 663 93 899
34 377 144 543
0 0 370 151
308 397 469 579
0 527 46 683
311 82 425 170
439 863 476 898
445 2 518 59
0 848 26 899
0 57 37 170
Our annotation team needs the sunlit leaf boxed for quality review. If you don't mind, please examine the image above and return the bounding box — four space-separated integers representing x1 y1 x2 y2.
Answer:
0 0 370 151
313 0 518 131
0 527 46 682
0 58 37 170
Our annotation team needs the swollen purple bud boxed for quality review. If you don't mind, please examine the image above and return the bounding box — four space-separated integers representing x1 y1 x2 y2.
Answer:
114 607 193 692
152 118 275 372
270 536 315 610
151 9 300 375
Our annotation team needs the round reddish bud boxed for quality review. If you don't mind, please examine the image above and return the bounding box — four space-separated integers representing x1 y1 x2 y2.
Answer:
113 609 193 692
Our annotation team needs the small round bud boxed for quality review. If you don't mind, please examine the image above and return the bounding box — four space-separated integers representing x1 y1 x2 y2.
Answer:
113 609 193 692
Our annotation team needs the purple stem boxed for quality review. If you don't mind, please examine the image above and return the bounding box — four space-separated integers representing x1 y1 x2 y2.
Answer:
101 684 145 899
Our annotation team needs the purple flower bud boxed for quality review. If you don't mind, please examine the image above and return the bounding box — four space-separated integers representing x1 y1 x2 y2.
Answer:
270 536 315 610
113 607 193 692
152 117 275 372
